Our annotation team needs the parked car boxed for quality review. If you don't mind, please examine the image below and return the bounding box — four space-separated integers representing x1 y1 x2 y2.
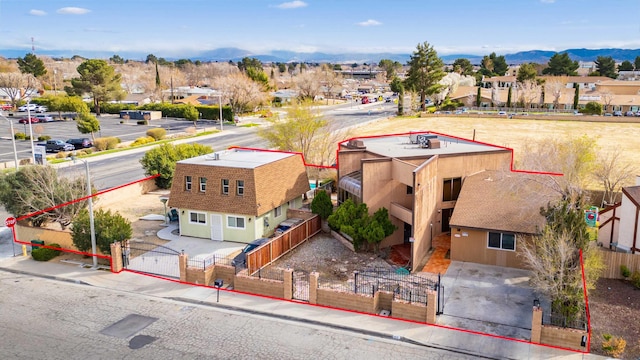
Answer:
34 105 48 113
497 111 507 116
1 104 11 111
625 111 635 117
18 104 37 112
635 111 640 117
43 139 74 153
604 113 613 117
66 138 93 149
35 114 54 122
18 116 39 124
231 238 270 268
613 111 623 116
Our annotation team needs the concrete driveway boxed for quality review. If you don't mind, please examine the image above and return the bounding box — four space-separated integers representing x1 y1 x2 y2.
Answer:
437 261 541 340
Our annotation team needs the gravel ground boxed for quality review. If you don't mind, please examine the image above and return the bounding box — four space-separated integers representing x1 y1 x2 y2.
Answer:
268 233 396 282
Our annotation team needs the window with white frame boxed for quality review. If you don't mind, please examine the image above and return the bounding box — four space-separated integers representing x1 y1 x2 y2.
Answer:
189 211 206 224
487 232 516 251
199 177 207 192
221 179 229 195
237 180 244 196
185 176 192 191
274 205 282 218
227 216 245 229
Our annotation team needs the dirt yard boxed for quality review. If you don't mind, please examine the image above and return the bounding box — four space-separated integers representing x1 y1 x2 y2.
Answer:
589 278 640 359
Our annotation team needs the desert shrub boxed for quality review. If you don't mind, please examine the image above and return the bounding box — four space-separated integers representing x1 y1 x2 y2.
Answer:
38 135 51 141
620 264 631 278
146 128 166 141
94 137 120 151
14 132 26 140
602 333 626 358
131 136 155 147
137 120 148 125
631 270 640 289
55 152 69 159
32 243 62 261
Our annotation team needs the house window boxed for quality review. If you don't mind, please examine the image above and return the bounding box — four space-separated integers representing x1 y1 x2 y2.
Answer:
199 177 207 192
443 177 462 201
237 180 244 196
221 179 229 195
274 205 282 218
189 211 206 224
406 185 413 195
227 216 245 229
487 232 516 251
185 176 192 191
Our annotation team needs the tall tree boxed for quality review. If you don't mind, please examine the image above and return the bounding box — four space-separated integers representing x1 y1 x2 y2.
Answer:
109 54 125 64
404 41 445 111
542 52 579 76
217 72 266 114
155 61 161 90
595 56 617 79
237 57 263 72
516 63 538 83
145 54 158 64
506 86 512 107
140 143 213 189
17 53 47 78
76 112 101 141
0 72 39 108
476 86 481 107
71 209 132 254
618 60 634 72
390 77 405 115
46 94 91 120
573 84 579 110
65 59 125 115
378 59 402 81
452 58 474 76
490 53 508 76
634 56 640 71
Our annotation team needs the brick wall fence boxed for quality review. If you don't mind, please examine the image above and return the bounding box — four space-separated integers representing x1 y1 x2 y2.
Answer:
531 306 588 352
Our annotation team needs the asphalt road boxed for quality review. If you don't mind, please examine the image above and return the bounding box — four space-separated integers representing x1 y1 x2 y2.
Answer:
0 271 470 359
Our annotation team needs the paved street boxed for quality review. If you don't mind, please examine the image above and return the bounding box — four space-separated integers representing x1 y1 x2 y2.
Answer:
0 271 473 360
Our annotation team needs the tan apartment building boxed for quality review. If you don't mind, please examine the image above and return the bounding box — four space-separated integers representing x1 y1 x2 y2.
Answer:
169 148 310 243
336 132 514 271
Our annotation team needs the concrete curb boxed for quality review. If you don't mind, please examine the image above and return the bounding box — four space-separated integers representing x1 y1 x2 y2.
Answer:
0 265 91 286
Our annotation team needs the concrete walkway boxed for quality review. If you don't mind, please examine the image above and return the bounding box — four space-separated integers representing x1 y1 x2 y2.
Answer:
0 254 605 359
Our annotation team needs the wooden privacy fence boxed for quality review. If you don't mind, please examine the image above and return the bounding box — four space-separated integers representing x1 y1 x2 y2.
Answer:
599 248 640 279
246 215 321 274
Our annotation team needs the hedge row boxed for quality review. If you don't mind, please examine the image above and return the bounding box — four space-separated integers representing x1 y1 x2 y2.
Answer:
99 102 233 122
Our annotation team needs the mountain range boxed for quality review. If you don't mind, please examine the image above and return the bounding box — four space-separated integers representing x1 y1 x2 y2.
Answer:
2 47 640 65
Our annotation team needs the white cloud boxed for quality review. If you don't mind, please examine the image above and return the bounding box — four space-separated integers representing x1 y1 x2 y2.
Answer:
29 9 46 16
357 19 382 27
56 7 91 15
274 1 307 9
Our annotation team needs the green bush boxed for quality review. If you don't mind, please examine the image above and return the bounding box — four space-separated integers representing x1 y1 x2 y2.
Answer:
14 132 26 140
581 101 602 115
38 135 51 141
94 136 120 151
195 105 232 121
620 264 631 278
131 136 155 146
311 190 333 220
98 102 138 114
31 243 62 261
631 270 640 289
137 120 148 125
146 128 166 140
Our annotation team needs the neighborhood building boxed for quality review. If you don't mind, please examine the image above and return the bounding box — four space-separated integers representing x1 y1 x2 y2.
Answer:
168 148 310 243
598 176 640 254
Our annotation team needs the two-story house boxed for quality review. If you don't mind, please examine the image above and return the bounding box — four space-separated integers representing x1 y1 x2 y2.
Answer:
168 148 310 243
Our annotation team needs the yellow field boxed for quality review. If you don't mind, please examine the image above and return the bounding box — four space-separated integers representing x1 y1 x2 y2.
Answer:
353 115 640 186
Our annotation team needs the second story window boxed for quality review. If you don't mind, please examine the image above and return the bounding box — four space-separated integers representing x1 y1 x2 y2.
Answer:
221 179 229 195
185 176 192 191
443 177 462 201
199 177 207 192
237 180 244 196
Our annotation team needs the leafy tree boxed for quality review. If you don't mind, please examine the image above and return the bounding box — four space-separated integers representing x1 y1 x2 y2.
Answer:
476 86 481 107
246 67 271 91
65 59 125 115
542 52 579 76
17 53 47 78
145 54 158 64
506 86 512 107
277 62 287 73
0 166 88 228
333 64 342 71
618 60 634 72
46 95 91 120
71 209 132 254
372 207 397 238
140 143 213 188
595 56 617 79
490 53 508 76
76 112 101 140
635 56 640 71
109 54 125 64
378 59 402 81
452 58 473 76
310 190 333 220
581 101 602 115
174 58 193 69
405 41 445 111
390 77 405 115
516 63 537 83
573 84 579 110
327 199 370 251
238 57 263 72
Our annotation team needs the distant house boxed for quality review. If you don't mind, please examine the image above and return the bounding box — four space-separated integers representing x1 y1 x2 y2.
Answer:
168 148 310 243
598 177 640 254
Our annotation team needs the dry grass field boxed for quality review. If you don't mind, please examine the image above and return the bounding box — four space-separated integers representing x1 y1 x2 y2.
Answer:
353 115 640 186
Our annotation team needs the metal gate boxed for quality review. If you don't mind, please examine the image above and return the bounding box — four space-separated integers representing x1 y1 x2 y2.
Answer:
292 270 310 301
123 241 181 279
436 273 445 315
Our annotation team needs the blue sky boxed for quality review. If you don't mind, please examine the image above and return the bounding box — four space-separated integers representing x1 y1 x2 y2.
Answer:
0 0 639 58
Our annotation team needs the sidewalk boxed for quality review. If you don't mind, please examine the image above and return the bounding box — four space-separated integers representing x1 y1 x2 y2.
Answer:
0 255 605 359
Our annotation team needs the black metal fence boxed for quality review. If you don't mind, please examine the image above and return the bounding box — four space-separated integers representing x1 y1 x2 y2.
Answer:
545 308 588 331
187 253 233 269
246 266 284 281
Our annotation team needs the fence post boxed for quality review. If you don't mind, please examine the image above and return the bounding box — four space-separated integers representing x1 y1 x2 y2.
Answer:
426 290 437 324
179 251 188 282
354 271 359 293
110 242 123 273
309 272 319 304
531 305 543 343
283 268 293 300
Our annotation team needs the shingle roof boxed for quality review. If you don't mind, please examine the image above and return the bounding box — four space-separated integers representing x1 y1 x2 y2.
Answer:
623 186 640 207
450 170 560 234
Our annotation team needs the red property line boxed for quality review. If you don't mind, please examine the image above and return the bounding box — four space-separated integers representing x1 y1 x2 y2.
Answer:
121 268 587 355
579 249 592 353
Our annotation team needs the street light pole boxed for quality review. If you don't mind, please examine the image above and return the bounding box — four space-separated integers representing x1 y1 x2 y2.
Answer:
0 113 19 170
213 94 223 131
74 157 97 268
26 99 35 164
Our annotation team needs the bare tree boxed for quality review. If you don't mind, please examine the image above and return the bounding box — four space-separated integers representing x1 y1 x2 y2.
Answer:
593 148 638 206
0 72 39 107
319 64 343 104
218 72 266 114
182 63 205 87
295 71 323 100
544 77 565 109
599 90 615 112
518 80 541 109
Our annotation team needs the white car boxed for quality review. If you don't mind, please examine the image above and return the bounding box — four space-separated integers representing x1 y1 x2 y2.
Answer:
18 104 37 112
35 105 48 113
35 114 54 122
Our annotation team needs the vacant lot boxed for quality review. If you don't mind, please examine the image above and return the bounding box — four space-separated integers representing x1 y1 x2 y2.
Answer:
356 115 640 185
